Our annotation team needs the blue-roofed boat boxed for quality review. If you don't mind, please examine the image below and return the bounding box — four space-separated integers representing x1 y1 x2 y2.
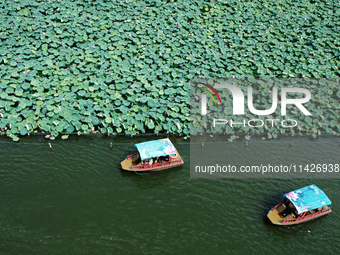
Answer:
267 185 332 225
120 138 184 171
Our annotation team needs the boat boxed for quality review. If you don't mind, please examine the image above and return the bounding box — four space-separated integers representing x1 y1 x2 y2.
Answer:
267 184 332 225
120 138 184 172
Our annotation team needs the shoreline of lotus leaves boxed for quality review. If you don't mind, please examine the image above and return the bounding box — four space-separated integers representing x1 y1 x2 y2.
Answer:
1 0 340 141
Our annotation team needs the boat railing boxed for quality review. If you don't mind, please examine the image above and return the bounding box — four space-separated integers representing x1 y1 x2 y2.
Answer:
282 207 332 223
130 158 182 170
126 152 138 159
272 202 284 211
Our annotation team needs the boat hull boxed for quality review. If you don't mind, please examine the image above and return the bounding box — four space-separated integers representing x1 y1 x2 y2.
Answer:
120 150 184 172
267 204 332 225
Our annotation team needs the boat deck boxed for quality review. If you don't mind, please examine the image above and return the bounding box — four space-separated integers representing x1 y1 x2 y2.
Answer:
267 203 296 225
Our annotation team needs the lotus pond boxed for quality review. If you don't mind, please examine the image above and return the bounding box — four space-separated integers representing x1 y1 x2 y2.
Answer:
0 0 339 141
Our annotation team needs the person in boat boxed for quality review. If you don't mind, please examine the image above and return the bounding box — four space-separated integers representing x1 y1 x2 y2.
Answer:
160 155 169 161
289 203 298 217
282 202 297 217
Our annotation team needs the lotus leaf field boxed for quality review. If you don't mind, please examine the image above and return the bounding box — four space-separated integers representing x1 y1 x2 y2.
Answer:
0 0 339 141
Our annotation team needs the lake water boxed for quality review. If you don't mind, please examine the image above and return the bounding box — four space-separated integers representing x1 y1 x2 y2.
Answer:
0 135 339 254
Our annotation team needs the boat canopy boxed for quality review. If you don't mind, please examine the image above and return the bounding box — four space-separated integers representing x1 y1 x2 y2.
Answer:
283 184 331 214
135 138 177 161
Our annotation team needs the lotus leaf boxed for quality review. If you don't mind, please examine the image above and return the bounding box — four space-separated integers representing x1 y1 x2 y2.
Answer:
0 0 339 140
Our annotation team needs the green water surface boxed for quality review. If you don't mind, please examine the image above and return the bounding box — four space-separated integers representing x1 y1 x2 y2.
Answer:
0 136 339 255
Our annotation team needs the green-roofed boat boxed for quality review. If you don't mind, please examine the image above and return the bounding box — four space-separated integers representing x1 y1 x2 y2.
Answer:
121 138 184 171
267 185 332 225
